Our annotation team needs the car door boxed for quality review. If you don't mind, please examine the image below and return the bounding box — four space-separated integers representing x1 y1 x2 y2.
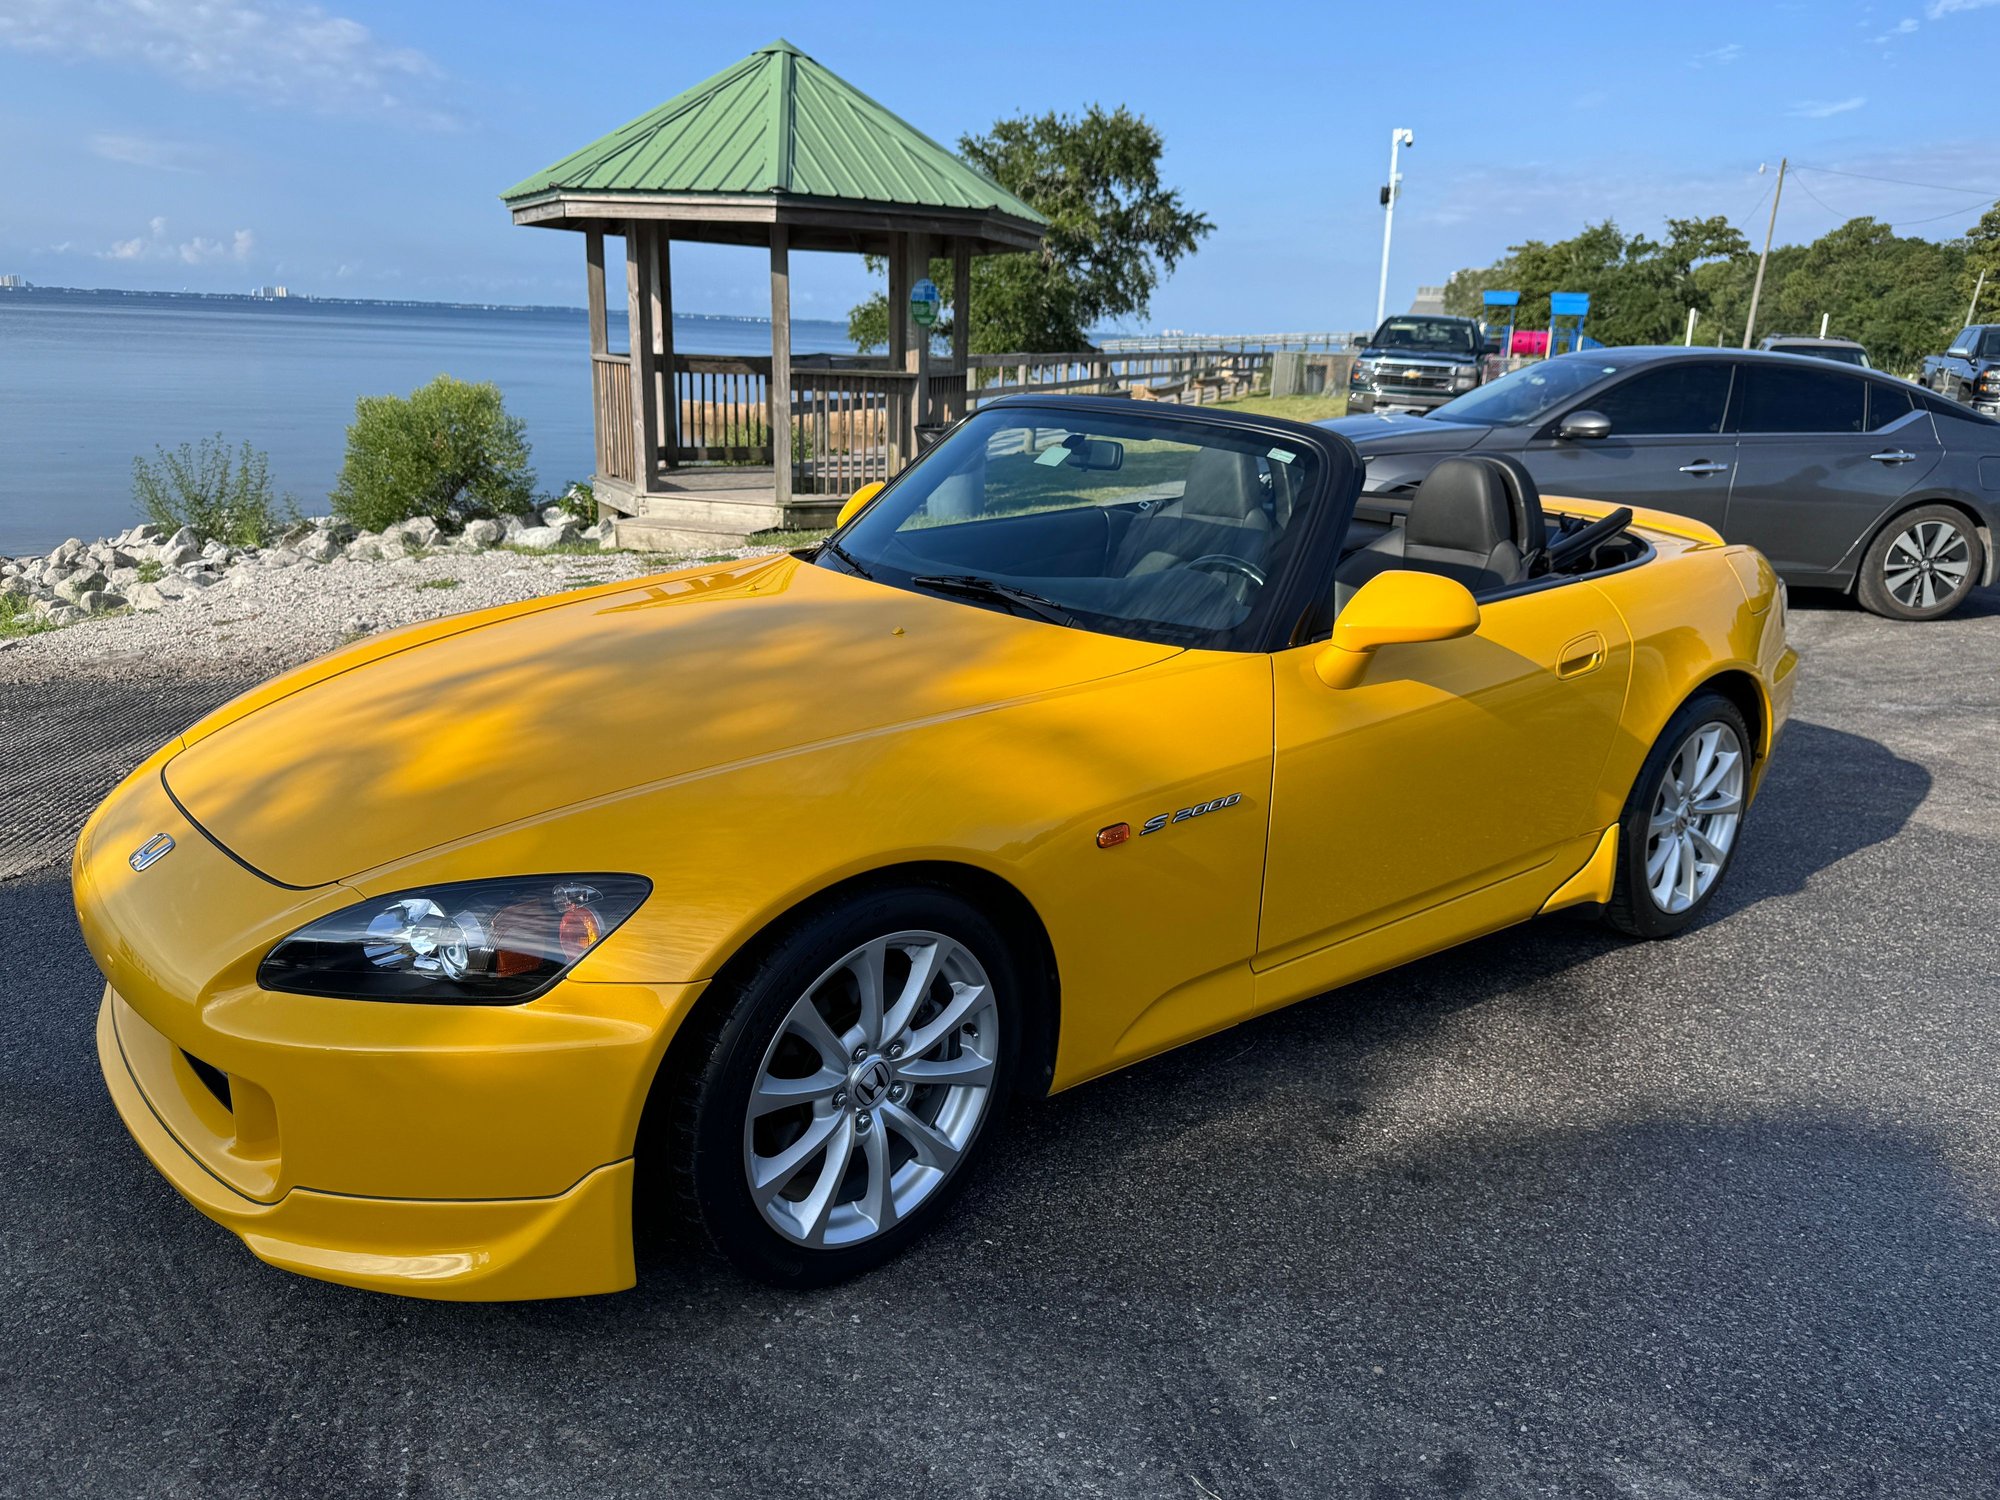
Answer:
1515 360 1738 528
1259 579 1633 975
1723 366 1942 583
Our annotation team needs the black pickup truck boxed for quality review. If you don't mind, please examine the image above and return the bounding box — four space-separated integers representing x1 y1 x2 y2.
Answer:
1921 325 2000 415
1347 315 1500 412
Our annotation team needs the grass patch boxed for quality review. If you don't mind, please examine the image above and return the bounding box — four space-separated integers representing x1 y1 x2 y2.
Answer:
501 540 604 557
745 527 830 551
134 559 165 584
1209 391 1350 423
0 592 57 638
414 577 461 591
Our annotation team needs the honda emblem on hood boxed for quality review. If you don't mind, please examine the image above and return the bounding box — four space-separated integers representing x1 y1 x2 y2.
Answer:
129 833 175 872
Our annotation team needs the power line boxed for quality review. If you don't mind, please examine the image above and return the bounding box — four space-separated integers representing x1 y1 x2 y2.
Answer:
1779 163 1995 232
1791 161 2000 198
1890 200 1998 229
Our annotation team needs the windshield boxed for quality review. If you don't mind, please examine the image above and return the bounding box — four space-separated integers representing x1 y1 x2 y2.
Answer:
1776 342 1869 367
1425 356 1626 427
1369 318 1477 354
816 407 1331 650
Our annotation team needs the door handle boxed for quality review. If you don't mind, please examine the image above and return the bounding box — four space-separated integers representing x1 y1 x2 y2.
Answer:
1869 450 1916 464
1557 632 1605 678
1677 460 1730 476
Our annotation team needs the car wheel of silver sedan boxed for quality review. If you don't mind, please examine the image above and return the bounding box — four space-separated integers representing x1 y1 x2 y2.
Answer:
1857 503 1984 622
1606 691 1754 939
660 885 1024 1287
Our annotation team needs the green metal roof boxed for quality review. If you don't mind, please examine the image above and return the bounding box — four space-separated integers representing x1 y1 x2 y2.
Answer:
502 40 1047 226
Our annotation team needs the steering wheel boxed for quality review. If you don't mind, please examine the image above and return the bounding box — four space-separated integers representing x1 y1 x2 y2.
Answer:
1184 553 1267 589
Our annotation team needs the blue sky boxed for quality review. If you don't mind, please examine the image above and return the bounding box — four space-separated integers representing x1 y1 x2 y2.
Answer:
2 0 1998 333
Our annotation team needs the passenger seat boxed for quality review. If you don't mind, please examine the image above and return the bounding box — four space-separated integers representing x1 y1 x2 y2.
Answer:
1333 456 1531 610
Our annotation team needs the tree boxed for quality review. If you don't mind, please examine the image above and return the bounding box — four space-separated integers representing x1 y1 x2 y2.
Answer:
332 375 536 531
848 105 1213 355
1961 202 2000 322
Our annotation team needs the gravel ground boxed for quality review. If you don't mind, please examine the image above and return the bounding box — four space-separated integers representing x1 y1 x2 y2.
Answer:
0 542 767 686
2 583 1998 1498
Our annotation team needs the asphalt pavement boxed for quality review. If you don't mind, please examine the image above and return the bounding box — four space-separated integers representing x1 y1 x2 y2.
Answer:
4 586 1998 1499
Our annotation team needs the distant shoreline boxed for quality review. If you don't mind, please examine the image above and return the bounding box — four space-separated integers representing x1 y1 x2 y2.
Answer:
0 282 838 325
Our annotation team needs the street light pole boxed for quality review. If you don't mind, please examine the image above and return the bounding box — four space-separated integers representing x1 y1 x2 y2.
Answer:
1375 128 1415 330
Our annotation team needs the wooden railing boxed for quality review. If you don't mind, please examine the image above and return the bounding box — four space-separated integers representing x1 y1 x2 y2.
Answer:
960 349 1274 406
591 353 634 485
789 369 918 496
671 355 772 465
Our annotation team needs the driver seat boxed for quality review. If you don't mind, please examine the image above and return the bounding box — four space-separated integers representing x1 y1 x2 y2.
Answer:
1113 448 1271 577
1334 456 1530 611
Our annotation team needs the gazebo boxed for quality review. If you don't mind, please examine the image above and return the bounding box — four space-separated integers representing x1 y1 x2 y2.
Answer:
502 39 1048 551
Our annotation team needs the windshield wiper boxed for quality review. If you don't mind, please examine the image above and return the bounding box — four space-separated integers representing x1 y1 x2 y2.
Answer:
818 536 874 579
909 573 1080 628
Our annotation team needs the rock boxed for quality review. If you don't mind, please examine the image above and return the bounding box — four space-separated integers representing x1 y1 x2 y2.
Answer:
76 590 125 614
459 518 504 550
319 518 357 544
129 523 166 544
259 549 302 569
105 548 137 569
0 575 29 599
296 532 342 564
51 538 85 566
515 520 582 550
167 525 199 551
580 522 605 543
183 570 222 590
387 516 443 551
129 582 168 611
160 539 201 569
341 616 376 636
110 566 141 589
346 533 383 561
501 514 530 540
44 603 84 627
150 575 191 600
278 519 319 548
55 571 109 603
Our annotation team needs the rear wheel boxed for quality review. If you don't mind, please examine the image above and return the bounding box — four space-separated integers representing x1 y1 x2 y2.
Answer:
659 884 1022 1286
1856 504 1982 621
1604 691 1751 939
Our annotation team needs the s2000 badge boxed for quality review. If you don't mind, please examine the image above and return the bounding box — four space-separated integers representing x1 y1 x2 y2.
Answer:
1139 792 1243 836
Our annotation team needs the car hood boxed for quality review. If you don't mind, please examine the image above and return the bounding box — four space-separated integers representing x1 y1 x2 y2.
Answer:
1317 412 1491 452
1357 347 1479 365
162 554 1181 888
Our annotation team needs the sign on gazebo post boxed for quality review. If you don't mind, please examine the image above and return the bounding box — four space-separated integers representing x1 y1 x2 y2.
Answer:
500 39 1048 553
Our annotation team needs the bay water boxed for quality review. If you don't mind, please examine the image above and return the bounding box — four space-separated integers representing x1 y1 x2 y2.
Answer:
0 288 852 556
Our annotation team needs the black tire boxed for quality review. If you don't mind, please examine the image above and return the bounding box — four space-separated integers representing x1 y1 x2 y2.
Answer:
1855 503 1984 621
655 882 1024 1287
1604 690 1753 939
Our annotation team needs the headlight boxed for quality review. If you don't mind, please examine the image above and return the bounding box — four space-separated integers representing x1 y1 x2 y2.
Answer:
258 874 651 1003
1452 367 1479 388
1350 361 1375 385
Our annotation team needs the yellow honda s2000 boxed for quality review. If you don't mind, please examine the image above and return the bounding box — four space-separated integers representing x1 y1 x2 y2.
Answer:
77 396 1796 1299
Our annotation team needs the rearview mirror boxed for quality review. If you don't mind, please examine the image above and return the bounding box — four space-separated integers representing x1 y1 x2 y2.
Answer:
1059 435 1124 472
1557 409 1612 441
836 481 886 529
1315 571 1481 689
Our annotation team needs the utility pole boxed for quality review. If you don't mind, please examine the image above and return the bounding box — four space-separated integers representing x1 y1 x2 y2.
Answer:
1685 307 1699 346
1375 128 1415 330
1742 157 1786 349
1967 269 1987 327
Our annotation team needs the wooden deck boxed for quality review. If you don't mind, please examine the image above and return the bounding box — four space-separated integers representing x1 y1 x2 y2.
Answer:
608 466 842 554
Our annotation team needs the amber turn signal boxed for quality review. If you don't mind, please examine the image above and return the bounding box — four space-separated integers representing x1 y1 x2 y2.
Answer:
1096 822 1132 849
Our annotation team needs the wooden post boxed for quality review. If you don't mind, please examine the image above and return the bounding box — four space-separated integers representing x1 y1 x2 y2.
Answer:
951 238 971 421
584 231 607 356
886 232 909 471
654 226 676 465
625 222 660 494
769 223 793 508
907 233 934 428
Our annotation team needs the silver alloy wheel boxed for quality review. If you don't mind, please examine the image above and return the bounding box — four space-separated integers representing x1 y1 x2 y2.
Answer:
743 930 998 1248
1884 519 1972 611
1644 721 1746 915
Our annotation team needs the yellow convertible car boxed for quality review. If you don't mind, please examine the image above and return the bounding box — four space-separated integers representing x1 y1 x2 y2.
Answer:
77 396 1796 1300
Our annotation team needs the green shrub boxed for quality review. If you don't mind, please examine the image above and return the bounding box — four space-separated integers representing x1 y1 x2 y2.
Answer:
557 480 596 524
332 375 535 532
132 435 288 545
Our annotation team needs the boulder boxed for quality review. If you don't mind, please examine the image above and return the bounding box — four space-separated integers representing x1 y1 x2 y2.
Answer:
346 533 384 561
395 515 444 550
75 590 125 614
129 523 166 545
55 571 109 603
105 548 137 569
150 575 191 600
259 549 302 569
182 570 222 590
44 603 84 627
0 575 30 599
110 566 141 589
459 518 504 550
201 539 229 560
128 582 168 612
516 519 582 550
296 532 342 564
160 538 201 569
51 538 85 567
341 615 376 636
501 513 530 540
540 505 568 527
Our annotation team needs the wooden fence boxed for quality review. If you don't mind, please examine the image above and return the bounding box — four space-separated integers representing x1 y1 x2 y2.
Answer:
591 353 635 485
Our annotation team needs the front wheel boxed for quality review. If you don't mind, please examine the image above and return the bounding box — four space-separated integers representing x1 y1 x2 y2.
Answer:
1604 692 1752 939
659 884 1023 1287
1855 504 1983 621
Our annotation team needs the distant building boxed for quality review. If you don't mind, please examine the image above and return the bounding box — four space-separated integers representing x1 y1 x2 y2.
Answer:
0 274 28 289
251 284 291 299
1408 284 1448 316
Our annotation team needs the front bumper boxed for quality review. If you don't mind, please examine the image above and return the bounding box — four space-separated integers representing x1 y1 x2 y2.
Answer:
98 986 643 1300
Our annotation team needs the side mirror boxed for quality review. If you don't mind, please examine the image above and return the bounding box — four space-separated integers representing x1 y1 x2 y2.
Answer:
836 480 886 530
1315 571 1480 689
1557 409 1612 441
1480 341 1501 357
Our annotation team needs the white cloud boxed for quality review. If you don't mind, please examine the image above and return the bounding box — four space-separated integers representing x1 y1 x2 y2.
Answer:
0 0 453 125
1690 42 1744 67
1791 96 1868 118
1926 0 2000 16
88 133 203 173
96 217 255 265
